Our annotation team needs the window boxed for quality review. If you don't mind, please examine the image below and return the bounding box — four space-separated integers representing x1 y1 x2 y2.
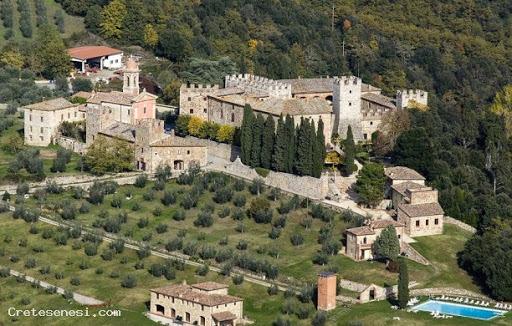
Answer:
187 150 190 155
426 219 429 226
144 107 146 114
348 102 352 106
415 220 420 227
349 90 352 94
363 237 367 244
188 97 191 101
30 126 32 132
200 316 205 325
434 218 439 225
141 148 144 153
67 113 70 119
363 133 368 140
204 108 207 113
29 114 32 121
231 113 235 122
185 312 190 322
40 127 43 133
74 112 77 118
370 121 373 125
40 136 43 141
201 305 204 311
29 135 32 140
128 109 130 115
40 116 43 122
61 114 63 121
190 109 194 114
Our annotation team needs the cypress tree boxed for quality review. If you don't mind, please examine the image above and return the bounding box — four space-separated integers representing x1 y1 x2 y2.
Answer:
240 105 254 164
312 118 326 178
261 115 275 169
273 115 287 172
398 258 409 309
342 125 356 176
250 113 265 167
295 118 313 176
284 115 296 173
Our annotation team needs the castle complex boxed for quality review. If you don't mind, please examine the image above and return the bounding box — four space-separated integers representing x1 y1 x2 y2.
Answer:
180 74 427 142
23 57 207 174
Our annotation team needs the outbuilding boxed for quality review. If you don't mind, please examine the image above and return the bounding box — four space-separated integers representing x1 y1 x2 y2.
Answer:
68 46 123 72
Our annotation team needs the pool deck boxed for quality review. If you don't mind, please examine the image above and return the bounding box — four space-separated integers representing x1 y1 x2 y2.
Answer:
412 300 507 321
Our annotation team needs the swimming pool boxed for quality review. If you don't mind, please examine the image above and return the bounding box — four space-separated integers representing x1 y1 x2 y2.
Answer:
413 300 507 320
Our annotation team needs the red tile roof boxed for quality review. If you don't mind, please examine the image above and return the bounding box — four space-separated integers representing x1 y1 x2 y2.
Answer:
212 311 237 321
191 282 228 291
68 46 122 60
150 283 242 307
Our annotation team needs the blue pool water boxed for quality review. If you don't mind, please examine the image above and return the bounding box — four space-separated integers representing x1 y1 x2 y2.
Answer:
413 300 506 320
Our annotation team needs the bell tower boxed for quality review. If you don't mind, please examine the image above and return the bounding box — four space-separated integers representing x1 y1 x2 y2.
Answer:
123 56 140 96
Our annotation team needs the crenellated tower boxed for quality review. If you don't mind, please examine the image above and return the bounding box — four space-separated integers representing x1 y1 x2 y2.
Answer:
332 76 363 140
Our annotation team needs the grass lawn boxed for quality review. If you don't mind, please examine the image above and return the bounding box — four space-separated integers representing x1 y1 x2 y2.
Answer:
21 175 354 285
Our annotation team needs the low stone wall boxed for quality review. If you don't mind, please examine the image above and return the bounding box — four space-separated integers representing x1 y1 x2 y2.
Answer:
338 279 368 293
188 136 240 161
411 287 492 301
56 136 87 154
402 242 430 265
221 158 329 200
336 295 359 304
444 216 476 234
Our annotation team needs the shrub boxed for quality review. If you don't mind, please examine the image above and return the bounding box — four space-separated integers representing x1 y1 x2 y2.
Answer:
255 167 270 177
39 265 51 275
111 196 123 208
156 223 168 234
198 245 217 260
137 217 149 228
134 261 144 270
312 252 329 265
215 248 232 263
69 227 81 238
181 194 198 209
121 275 137 288
218 236 229 246
108 239 124 254
131 202 140 211
232 274 244 285
232 208 245 220
16 182 29 196
101 249 114 261
233 194 246 207
54 232 68 246
161 190 176 206
213 188 233 204
249 178 264 195
153 179 165 191
218 207 230 218
71 187 85 199
103 217 121 233
142 190 155 201
110 271 120 278
70 277 80 286
46 181 64 194
63 290 73 300
194 211 213 227
295 305 310 319
25 257 36 268
310 204 335 222
71 241 82 250
269 227 281 239
322 238 342 255
173 209 186 221
84 244 98 256
79 202 91 213
54 271 64 279
233 179 245 191
152 207 162 217
166 238 183 251
236 240 248 250
196 264 209 276
273 216 287 228
137 245 151 259
220 262 233 276
290 234 305 246
267 284 279 295
235 222 245 233
46 286 58 294
0 267 10 277
134 174 148 188
249 198 273 223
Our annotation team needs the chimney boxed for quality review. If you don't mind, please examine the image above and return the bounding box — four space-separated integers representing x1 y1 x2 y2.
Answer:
317 272 336 311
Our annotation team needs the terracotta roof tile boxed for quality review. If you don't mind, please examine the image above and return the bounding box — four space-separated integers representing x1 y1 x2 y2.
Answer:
23 98 75 111
68 46 122 60
98 122 136 142
212 311 237 321
346 226 375 236
87 91 135 106
150 283 242 307
370 219 405 229
385 166 425 181
398 202 444 217
361 93 396 109
191 282 228 291
391 181 425 196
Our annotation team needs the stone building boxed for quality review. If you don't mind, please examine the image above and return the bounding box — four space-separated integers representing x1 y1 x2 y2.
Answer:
396 89 428 109
149 281 244 326
386 166 444 237
23 98 85 147
317 272 337 311
179 74 419 144
345 220 405 261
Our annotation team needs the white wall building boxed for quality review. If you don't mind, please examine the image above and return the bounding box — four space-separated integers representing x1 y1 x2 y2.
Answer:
68 46 123 73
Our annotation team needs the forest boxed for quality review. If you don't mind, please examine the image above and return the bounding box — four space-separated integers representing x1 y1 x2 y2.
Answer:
5 0 512 298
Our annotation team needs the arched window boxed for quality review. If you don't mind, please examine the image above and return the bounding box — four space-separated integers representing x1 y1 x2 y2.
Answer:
155 304 165 315
231 112 235 122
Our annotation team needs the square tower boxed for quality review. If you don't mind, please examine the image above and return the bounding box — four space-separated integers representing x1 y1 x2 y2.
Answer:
332 76 363 140
317 272 337 311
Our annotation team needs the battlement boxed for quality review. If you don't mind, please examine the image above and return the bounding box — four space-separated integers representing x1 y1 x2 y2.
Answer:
225 73 291 97
396 89 428 109
180 83 220 92
333 76 361 86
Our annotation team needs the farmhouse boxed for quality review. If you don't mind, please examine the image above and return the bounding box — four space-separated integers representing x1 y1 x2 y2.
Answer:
149 281 244 326
23 98 85 147
68 46 123 73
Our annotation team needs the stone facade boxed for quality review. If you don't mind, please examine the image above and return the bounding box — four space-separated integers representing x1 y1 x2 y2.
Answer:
396 89 428 109
149 281 243 326
317 272 336 311
345 220 405 261
23 98 85 147
180 73 422 144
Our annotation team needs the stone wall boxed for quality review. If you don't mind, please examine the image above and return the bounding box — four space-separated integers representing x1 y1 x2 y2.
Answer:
401 242 430 265
444 216 476 234
56 136 87 154
338 279 368 293
188 136 240 161
410 287 491 301
221 158 329 200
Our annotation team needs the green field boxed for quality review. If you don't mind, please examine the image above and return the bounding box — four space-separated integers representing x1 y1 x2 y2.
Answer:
0 0 84 45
